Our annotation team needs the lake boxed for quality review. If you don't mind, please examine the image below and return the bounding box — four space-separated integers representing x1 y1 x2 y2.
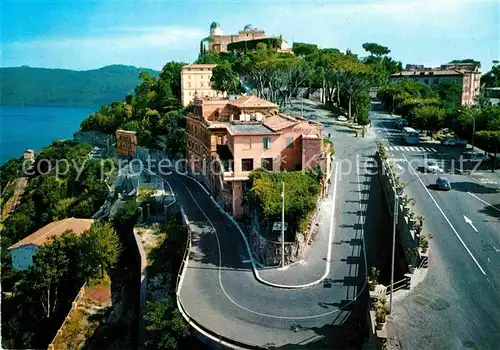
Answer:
0 106 94 164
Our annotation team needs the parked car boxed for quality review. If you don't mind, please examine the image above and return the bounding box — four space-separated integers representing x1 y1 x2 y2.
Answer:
426 160 444 173
442 138 458 146
436 177 451 190
337 116 348 122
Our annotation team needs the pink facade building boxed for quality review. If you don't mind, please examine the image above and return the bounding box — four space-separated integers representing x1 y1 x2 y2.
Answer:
186 95 332 218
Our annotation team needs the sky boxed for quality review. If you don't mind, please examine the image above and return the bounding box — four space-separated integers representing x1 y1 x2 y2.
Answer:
1 0 499 73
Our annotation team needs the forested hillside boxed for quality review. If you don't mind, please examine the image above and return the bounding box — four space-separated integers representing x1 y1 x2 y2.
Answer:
1 65 158 108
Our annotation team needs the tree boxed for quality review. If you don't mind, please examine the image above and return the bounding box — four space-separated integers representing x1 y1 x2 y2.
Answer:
475 130 500 171
30 233 77 318
362 42 391 57
210 61 240 95
292 42 318 57
481 65 500 87
143 297 189 349
81 221 120 278
413 105 445 131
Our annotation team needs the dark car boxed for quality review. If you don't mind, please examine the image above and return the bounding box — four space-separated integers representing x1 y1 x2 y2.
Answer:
436 177 451 190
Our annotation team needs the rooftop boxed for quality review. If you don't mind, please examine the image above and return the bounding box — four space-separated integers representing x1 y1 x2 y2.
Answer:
230 123 275 135
9 218 94 250
263 114 298 131
230 95 278 108
182 64 217 69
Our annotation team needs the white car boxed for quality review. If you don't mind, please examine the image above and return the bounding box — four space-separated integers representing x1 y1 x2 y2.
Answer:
337 116 348 122
426 160 444 173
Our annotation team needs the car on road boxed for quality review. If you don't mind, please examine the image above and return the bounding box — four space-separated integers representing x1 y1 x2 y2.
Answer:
426 160 444 173
337 116 348 122
436 177 451 190
442 138 458 146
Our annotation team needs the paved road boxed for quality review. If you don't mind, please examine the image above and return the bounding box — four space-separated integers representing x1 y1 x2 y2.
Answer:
159 114 382 347
371 111 500 349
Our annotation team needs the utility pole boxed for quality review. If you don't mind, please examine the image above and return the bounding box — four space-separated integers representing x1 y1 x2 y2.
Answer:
390 188 398 314
281 181 285 268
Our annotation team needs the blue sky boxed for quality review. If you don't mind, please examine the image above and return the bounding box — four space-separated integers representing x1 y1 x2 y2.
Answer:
2 0 498 73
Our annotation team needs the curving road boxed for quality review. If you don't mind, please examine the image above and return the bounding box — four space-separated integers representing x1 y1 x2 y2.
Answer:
161 139 377 348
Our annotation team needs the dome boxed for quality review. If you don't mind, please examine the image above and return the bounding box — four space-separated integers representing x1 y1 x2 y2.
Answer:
210 21 220 29
244 24 254 31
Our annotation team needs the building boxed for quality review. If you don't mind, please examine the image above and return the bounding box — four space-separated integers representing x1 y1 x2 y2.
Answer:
200 22 291 55
186 95 332 218
391 62 481 105
484 87 500 106
116 129 137 157
180 64 225 106
8 218 94 270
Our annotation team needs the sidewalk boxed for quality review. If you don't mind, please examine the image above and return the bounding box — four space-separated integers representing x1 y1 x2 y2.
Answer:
252 164 338 288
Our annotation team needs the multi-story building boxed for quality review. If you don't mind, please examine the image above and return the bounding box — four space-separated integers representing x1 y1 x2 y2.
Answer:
391 62 481 105
180 64 225 106
186 95 331 218
200 22 291 55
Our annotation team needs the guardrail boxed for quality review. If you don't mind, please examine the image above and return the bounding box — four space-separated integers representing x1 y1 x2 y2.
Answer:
385 277 411 294
175 207 267 350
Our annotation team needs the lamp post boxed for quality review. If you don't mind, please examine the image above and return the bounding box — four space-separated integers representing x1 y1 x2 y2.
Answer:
281 181 285 268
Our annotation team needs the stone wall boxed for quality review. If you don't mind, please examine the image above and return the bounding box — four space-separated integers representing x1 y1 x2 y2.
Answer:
375 151 425 268
246 206 319 266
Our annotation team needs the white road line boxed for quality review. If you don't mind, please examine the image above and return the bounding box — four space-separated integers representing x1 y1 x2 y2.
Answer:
179 169 355 319
431 148 437 152
467 192 500 212
403 154 487 276
410 147 416 151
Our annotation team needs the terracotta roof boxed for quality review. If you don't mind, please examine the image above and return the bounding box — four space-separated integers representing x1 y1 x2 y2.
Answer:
263 114 298 131
230 95 278 108
8 218 94 250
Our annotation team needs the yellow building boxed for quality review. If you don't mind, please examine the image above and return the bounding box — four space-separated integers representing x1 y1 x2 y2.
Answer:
180 64 225 106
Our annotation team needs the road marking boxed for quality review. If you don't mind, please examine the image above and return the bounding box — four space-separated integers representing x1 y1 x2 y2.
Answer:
431 148 437 152
178 167 362 319
410 147 416 151
403 154 487 276
467 192 500 212
463 215 479 232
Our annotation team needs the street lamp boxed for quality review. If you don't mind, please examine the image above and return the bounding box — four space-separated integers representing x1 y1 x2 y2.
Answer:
281 181 285 268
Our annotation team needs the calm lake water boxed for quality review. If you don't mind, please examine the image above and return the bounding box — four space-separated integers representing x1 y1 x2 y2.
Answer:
0 106 94 165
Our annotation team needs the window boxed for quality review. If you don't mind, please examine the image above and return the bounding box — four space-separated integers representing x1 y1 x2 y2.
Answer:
201 82 204 87
261 158 273 171
286 136 294 148
263 137 271 150
433 79 438 85
188 75 191 79
424 79 429 84
242 158 254 171
188 83 191 87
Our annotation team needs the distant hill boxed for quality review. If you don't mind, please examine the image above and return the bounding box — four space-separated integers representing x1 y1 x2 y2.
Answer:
0 65 159 108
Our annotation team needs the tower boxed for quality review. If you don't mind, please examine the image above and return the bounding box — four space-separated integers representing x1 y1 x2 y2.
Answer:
210 21 223 36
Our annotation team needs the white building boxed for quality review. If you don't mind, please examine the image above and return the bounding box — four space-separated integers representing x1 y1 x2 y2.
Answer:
8 218 94 270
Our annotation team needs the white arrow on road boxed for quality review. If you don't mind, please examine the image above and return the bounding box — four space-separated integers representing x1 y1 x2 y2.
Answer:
463 215 478 232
